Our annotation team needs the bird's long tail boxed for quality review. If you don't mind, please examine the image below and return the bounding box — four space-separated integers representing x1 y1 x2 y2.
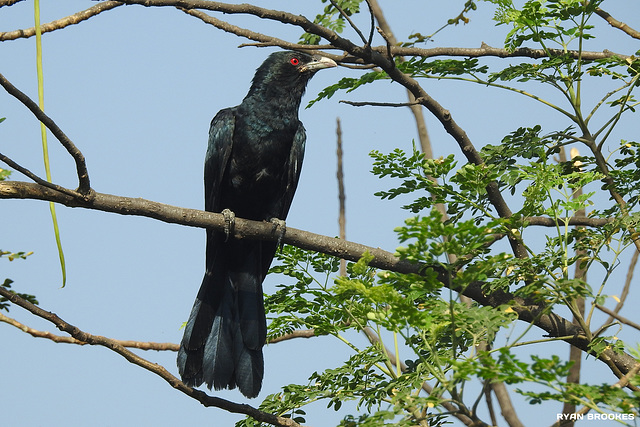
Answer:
177 239 267 398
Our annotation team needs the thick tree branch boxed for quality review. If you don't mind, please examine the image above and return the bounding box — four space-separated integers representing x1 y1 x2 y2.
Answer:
100 1 631 60
1 179 637 381
0 286 302 427
0 1 628 68
0 180 417 273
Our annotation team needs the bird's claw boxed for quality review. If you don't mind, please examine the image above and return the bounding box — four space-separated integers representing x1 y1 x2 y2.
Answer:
269 218 286 250
222 209 236 242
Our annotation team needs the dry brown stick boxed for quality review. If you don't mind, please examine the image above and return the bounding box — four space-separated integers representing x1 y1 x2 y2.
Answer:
366 0 432 157
0 72 91 196
594 6 640 40
336 117 347 276
1 310 315 347
0 1 124 41
602 249 638 328
561 148 586 424
0 286 302 427
0 312 180 350
0 0 24 8
596 304 640 332
2 179 638 380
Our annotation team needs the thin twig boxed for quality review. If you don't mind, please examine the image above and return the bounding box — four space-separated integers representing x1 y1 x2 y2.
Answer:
328 0 367 45
0 72 91 196
596 304 640 331
336 117 347 276
0 1 123 41
0 287 302 427
363 0 375 47
0 152 83 198
340 99 424 107
602 249 638 327
594 6 640 40
0 312 180 350
268 329 315 344
1 310 314 348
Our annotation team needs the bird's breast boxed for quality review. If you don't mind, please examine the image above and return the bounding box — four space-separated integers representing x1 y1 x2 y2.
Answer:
227 126 295 193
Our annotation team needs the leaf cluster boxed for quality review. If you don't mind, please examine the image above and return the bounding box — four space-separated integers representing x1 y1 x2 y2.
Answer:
300 0 365 45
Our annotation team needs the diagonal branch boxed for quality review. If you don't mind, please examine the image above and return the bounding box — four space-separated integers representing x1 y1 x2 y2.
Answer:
594 5 640 40
0 72 91 197
0 1 123 41
1 310 312 348
1 179 638 381
0 151 83 198
0 286 302 427
0 311 180 350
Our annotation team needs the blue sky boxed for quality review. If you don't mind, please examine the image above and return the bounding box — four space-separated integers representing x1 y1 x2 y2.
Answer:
1 1 639 426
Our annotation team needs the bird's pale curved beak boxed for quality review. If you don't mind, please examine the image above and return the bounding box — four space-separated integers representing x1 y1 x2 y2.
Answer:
301 55 338 73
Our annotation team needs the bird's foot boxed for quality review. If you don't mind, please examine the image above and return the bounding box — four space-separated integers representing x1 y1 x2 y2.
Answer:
222 209 236 242
269 218 286 250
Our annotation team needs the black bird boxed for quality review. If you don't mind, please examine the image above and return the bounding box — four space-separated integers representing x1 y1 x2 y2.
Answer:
177 51 336 398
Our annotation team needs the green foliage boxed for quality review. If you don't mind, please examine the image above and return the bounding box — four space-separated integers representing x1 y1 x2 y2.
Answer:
0 279 39 312
307 70 387 108
487 0 603 51
300 0 365 45
0 168 10 181
258 245 520 426
259 2 640 424
0 120 8 181
0 250 37 312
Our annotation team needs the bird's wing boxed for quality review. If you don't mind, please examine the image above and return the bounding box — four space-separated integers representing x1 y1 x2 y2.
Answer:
279 122 306 218
204 107 236 213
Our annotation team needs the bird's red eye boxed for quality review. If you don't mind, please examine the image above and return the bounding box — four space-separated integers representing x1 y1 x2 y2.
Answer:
290 57 299 66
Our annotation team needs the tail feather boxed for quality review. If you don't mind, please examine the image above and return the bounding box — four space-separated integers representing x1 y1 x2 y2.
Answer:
177 239 267 398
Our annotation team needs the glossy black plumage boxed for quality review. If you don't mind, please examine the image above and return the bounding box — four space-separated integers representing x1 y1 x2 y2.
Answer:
177 51 336 398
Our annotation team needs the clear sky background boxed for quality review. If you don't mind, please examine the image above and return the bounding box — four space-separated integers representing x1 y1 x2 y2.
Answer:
1 1 639 426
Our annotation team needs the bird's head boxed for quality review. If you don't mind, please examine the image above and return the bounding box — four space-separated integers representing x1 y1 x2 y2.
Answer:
247 51 337 100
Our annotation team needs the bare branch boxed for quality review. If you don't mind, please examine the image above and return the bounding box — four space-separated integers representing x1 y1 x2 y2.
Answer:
0 1 123 41
336 117 347 277
1 309 306 348
328 0 368 45
0 73 91 197
268 329 316 344
525 216 612 227
596 304 640 332
0 180 417 274
112 1 630 61
0 0 25 8
594 6 640 40
340 99 423 107
0 152 83 198
491 382 525 427
602 250 638 328
0 312 180 350
1 179 638 380
0 287 302 427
